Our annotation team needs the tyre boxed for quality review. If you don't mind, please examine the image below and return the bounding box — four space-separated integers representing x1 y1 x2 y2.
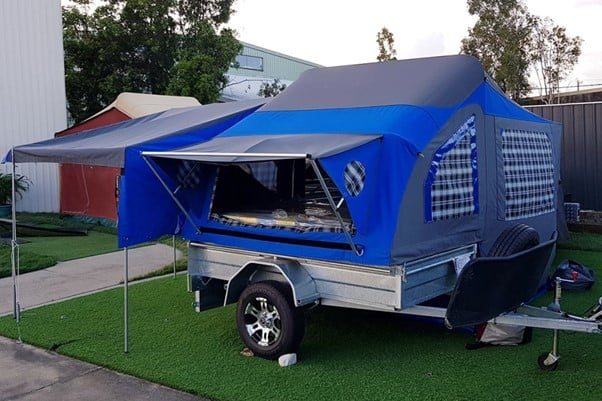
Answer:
537 352 559 371
236 281 305 360
488 224 540 257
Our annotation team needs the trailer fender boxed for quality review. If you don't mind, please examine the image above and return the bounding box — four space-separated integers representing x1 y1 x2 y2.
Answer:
224 258 319 307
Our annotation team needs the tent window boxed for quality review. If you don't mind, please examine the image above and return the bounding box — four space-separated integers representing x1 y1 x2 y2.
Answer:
175 159 204 188
501 129 555 220
344 161 366 196
209 160 355 233
425 115 478 222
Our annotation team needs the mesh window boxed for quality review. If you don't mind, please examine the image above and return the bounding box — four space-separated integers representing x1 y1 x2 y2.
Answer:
502 129 555 220
426 115 478 222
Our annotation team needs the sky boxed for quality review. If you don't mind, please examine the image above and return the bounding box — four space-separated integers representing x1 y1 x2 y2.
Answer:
227 0 602 93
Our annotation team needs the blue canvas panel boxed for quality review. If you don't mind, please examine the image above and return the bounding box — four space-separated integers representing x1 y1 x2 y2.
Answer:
481 84 548 123
319 139 382 235
117 111 260 247
220 105 441 154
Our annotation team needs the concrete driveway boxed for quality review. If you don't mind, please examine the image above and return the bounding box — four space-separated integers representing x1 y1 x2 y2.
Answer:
0 244 207 400
0 244 180 316
0 336 204 401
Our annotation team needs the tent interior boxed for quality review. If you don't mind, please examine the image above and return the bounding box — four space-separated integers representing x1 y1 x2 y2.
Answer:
209 160 354 233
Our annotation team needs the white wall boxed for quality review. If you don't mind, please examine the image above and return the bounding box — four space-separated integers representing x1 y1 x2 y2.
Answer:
0 0 66 212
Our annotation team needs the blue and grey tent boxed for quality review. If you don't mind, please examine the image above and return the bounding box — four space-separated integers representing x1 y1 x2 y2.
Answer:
3 56 569 360
143 55 561 268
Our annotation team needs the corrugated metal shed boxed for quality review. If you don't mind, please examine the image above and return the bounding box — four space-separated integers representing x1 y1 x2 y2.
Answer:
224 42 321 101
0 0 67 212
526 102 602 210
230 41 322 81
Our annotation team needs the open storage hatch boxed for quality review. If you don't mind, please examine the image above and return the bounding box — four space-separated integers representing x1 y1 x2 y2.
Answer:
209 160 355 235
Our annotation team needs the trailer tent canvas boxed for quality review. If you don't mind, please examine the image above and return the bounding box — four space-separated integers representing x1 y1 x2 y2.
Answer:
6 56 560 268
144 55 561 268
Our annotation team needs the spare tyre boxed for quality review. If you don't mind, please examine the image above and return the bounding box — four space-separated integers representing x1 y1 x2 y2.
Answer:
488 224 540 257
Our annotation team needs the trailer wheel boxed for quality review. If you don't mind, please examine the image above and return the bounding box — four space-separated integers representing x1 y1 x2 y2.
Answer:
537 352 559 371
236 281 304 360
488 224 540 257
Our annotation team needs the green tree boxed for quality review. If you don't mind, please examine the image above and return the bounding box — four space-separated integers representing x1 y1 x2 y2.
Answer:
63 2 123 123
376 27 397 62
258 79 287 98
531 16 582 104
63 0 240 123
167 24 240 102
461 0 534 99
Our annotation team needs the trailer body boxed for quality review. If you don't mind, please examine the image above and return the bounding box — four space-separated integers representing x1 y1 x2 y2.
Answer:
188 242 477 313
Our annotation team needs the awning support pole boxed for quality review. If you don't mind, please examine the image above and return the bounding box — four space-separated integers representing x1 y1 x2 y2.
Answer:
308 159 363 256
142 155 202 234
124 247 129 353
172 235 177 279
11 152 20 321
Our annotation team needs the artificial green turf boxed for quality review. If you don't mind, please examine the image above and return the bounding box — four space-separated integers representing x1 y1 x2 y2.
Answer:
15 212 117 235
557 231 602 252
0 262 600 401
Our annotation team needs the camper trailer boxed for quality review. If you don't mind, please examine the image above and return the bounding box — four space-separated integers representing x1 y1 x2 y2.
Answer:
7 56 598 368
140 55 586 363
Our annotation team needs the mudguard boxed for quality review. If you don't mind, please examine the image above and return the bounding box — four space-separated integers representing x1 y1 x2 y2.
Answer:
445 238 556 327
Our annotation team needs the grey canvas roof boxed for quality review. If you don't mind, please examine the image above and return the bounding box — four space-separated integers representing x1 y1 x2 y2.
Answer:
260 55 486 111
143 56 488 165
4 99 267 167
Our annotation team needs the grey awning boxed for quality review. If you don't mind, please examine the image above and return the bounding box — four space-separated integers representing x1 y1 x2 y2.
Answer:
3 99 267 167
142 133 382 163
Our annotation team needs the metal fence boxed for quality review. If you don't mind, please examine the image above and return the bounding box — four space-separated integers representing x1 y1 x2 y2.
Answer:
526 102 602 211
